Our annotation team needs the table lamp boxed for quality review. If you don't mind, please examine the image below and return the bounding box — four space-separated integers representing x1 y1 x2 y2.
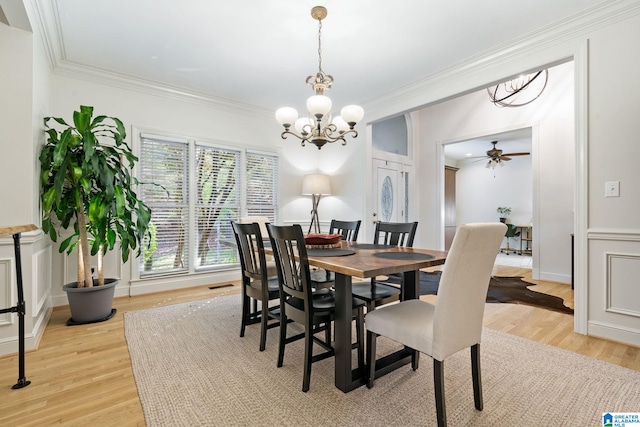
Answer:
301 173 332 234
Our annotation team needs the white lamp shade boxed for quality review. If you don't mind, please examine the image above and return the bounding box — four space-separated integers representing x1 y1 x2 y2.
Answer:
307 95 332 116
332 116 349 133
294 117 313 134
301 173 332 195
275 107 298 126
340 105 364 125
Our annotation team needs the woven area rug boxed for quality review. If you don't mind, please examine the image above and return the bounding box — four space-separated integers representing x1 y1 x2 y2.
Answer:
125 295 639 427
385 271 574 314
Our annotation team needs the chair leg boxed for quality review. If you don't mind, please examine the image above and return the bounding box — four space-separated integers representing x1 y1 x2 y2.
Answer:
411 349 420 370
355 307 365 369
324 320 331 345
471 343 483 411
366 331 377 389
302 323 313 392
277 313 287 368
434 359 447 427
259 300 268 351
240 294 249 337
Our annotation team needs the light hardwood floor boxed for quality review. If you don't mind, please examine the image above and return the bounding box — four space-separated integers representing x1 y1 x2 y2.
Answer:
1 265 638 426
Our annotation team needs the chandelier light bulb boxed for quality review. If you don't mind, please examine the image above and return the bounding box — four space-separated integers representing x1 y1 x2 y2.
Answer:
275 107 298 127
332 116 349 133
340 105 364 127
294 117 313 135
307 95 332 117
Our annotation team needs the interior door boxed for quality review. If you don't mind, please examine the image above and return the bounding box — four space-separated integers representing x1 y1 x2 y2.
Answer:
373 159 406 224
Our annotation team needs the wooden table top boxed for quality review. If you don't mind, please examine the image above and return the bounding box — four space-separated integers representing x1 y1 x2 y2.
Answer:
0 224 37 237
268 241 447 279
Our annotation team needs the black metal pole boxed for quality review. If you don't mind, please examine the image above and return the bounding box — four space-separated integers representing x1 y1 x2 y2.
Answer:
11 232 30 389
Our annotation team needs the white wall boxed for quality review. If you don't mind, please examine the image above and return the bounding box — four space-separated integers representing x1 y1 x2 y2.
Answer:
456 155 533 225
0 20 35 226
585 13 640 345
0 0 52 356
415 61 574 284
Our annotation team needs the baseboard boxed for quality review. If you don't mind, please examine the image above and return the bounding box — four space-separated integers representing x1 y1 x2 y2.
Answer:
588 320 640 348
0 331 38 357
0 305 53 357
128 270 240 296
538 271 571 285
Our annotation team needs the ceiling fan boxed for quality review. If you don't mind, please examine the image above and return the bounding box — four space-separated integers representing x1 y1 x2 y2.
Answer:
479 140 530 168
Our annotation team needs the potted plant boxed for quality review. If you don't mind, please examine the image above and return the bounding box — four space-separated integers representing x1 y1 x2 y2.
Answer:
501 223 521 254
496 206 512 223
40 105 152 325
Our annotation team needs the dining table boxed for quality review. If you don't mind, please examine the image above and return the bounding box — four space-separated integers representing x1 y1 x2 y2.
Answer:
269 239 447 393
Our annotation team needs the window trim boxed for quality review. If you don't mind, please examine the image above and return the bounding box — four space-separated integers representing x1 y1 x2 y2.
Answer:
131 126 280 281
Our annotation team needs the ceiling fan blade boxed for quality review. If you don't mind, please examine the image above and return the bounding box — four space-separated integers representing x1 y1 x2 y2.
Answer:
499 156 512 161
502 152 530 156
471 157 491 163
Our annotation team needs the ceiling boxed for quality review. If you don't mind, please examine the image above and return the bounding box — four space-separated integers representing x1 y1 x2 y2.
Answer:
444 128 532 161
38 0 608 114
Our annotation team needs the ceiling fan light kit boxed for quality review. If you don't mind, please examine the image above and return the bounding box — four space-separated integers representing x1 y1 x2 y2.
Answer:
473 140 531 172
275 6 364 150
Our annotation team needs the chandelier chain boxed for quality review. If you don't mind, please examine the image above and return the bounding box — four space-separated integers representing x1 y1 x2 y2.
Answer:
317 18 324 76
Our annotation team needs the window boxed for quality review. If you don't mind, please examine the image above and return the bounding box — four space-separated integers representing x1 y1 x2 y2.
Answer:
138 134 279 277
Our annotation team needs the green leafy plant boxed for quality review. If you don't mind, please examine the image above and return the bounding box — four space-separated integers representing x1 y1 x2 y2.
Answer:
40 105 152 287
496 206 512 217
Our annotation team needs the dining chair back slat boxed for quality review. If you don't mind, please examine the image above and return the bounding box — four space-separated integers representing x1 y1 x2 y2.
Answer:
373 221 418 247
231 221 281 351
330 219 361 242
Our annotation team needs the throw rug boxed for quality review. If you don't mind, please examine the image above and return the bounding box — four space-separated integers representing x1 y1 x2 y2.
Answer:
384 271 574 314
124 296 640 427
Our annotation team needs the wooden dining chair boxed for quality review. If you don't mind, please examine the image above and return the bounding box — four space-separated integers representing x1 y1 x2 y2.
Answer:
231 221 281 351
351 221 418 311
365 223 506 427
266 223 365 392
309 219 361 289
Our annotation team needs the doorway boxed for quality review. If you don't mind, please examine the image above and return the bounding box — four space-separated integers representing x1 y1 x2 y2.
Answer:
443 127 535 269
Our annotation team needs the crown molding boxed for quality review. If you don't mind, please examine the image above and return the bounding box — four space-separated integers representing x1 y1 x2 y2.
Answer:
52 59 271 117
363 0 640 121
31 0 640 122
31 0 270 118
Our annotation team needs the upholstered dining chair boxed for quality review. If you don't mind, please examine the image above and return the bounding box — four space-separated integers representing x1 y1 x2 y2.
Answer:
310 219 361 289
266 223 365 392
231 221 281 352
351 221 418 311
364 222 507 427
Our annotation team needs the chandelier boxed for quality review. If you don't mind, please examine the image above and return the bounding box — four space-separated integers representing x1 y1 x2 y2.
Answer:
275 6 364 150
487 69 548 107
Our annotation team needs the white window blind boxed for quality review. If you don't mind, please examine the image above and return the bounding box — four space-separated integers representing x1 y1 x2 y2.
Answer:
139 136 189 275
194 144 240 269
246 151 279 223
138 133 279 277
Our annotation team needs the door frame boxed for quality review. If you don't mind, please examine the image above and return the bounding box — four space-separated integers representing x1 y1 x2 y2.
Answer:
437 123 540 279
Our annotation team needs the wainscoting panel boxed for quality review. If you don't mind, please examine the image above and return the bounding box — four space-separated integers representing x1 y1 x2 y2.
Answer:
34 245 52 316
588 229 640 347
606 253 640 318
0 257 12 326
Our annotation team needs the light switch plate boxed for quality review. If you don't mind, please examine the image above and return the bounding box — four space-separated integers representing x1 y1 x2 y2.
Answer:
605 181 620 197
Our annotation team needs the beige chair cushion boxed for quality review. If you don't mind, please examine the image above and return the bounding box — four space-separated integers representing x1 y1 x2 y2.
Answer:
365 299 435 355
365 222 506 361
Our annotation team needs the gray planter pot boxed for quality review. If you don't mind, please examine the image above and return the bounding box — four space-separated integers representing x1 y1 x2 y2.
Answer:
63 278 118 325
